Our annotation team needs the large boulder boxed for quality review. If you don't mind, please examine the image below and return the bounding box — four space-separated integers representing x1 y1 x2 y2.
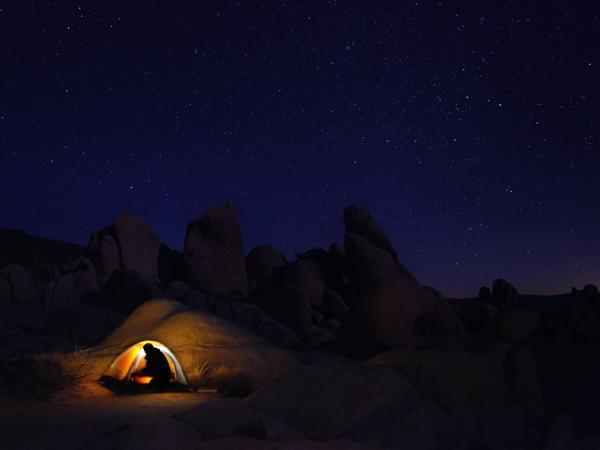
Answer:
81 418 202 450
88 298 299 388
167 281 298 347
322 289 349 321
156 244 184 287
0 305 46 337
167 280 214 310
352 270 466 349
367 347 545 448
498 309 540 342
0 228 84 291
93 270 162 315
89 233 121 286
491 279 518 311
281 260 326 309
264 283 312 332
114 212 161 279
175 398 304 441
42 257 99 313
296 247 347 296
343 205 397 258
245 364 416 439
339 399 465 450
245 245 286 288
343 233 398 291
342 205 416 293
183 203 248 297
87 211 162 286
0 264 40 307
563 285 600 337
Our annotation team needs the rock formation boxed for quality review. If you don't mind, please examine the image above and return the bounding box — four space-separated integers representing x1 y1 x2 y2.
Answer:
87 210 162 286
183 203 248 297
245 244 286 289
0 264 40 307
340 205 465 350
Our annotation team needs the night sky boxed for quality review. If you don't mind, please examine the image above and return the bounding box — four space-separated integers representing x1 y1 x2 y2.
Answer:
1 1 599 297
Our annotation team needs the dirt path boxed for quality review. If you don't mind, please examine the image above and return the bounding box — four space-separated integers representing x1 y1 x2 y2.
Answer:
1 382 218 450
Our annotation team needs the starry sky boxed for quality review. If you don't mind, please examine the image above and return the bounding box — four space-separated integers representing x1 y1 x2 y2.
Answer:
1 1 599 297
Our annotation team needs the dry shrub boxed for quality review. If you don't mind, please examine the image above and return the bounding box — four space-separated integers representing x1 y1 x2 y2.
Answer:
189 359 212 388
0 347 90 399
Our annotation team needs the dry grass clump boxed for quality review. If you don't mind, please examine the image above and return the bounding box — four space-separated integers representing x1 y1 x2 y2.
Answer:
0 347 91 399
188 359 213 388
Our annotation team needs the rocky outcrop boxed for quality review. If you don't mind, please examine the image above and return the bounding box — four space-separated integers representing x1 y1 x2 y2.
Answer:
0 228 84 291
564 284 600 337
0 264 40 307
80 419 205 450
498 309 540 342
322 289 349 321
93 270 162 315
491 279 518 311
250 255 343 345
344 233 399 291
168 281 298 347
246 364 416 440
0 305 46 335
183 203 248 297
339 206 465 350
339 399 463 450
343 205 397 258
0 265 47 340
343 206 416 292
245 245 286 289
259 282 312 335
356 270 466 348
42 257 99 313
87 211 162 286
175 398 303 441
367 346 545 448
281 260 326 309
296 247 348 297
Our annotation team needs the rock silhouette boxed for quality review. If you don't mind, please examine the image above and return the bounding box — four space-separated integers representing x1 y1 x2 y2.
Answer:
0 204 599 449
183 203 248 297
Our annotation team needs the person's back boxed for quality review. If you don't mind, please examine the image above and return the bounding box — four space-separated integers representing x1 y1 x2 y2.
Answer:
142 344 171 391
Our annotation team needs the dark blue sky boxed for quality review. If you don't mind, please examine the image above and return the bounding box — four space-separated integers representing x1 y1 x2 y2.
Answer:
1 1 599 296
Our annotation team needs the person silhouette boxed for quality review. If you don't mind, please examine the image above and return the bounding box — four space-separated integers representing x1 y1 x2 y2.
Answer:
133 343 172 391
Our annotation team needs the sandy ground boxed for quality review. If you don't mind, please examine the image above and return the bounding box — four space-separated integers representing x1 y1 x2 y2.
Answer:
0 381 219 450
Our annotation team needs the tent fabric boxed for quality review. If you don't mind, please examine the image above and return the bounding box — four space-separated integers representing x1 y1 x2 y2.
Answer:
102 340 187 384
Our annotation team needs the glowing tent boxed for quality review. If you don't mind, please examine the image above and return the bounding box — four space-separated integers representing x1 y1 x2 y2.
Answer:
101 340 187 386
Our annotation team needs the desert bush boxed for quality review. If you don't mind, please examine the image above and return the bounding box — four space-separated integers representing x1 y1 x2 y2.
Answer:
189 359 212 388
0 347 90 399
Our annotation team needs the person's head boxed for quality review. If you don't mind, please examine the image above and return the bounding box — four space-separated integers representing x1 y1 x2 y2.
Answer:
143 343 154 354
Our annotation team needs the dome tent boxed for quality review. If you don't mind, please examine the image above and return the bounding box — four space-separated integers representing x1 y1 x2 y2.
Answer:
101 340 187 386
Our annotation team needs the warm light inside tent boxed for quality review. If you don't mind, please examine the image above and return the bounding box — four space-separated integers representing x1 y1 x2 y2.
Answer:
102 340 187 386
131 375 153 385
